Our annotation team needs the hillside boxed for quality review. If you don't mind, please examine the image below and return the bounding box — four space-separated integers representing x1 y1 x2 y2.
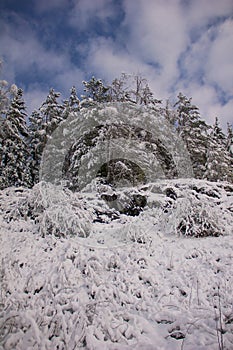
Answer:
0 179 233 349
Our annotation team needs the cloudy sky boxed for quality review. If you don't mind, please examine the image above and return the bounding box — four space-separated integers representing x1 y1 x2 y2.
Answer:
0 0 233 127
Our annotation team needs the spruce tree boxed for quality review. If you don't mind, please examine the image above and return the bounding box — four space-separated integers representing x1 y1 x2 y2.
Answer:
204 118 233 182
28 89 64 185
226 123 233 155
28 110 47 184
109 76 127 102
0 88 32 189
39 88 63 135
62 86 80 119
174 93 210 179
82 77 110 105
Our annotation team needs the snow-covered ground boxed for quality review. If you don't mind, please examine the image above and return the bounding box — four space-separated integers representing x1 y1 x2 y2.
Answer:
0 179 233 349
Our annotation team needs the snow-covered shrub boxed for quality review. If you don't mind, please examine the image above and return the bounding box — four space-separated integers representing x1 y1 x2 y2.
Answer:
0 182 93 238
177 208 220 237
174 197 226 237
144 179 232 238
40 204 91 238
33 182 93 238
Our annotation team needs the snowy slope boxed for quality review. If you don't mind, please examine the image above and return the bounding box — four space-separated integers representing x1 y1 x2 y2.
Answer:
0 179 233 349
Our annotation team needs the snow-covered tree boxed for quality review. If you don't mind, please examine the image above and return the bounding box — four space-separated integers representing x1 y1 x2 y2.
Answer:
204 118 233 182
0 79 10 118
28 89 66 185
226 123 233 155
0 88 32 189
109 75 127 102
28 110 48 184
109 73 162 107
39 88 63 135
62 86 80 119
0 80 18 118
81 77 110 105
212 117 226 145
163 99 178 126
69 86 80 111
81 74 161 107
174 93 210 179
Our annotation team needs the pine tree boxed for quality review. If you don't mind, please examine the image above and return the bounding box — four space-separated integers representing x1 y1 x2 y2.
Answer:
204 118 233 182
174 93 210 179
0 88 32 189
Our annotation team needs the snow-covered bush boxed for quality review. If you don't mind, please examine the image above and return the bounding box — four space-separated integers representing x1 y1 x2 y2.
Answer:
0 182 93 238
176 200 222 237
40 204 91 238
33 182 93 238
145 179 232 238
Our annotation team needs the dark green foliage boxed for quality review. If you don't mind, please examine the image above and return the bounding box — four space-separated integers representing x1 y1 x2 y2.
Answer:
28 110 47 184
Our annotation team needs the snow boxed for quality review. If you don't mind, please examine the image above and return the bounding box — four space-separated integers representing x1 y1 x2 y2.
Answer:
0 179 233 349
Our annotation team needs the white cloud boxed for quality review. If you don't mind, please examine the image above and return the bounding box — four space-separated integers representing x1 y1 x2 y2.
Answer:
122 0 189 89
185 0 233 31
81 37 167 101
24 87 47 116
33 0 68 13
206 19 233 94
69 0 117 30
84 38 143 79
0 13 83 112
0 22 68 81
79 0 233 127
55 68 85 94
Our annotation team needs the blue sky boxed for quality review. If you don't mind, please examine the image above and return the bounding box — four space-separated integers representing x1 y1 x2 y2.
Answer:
0 0 233 127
